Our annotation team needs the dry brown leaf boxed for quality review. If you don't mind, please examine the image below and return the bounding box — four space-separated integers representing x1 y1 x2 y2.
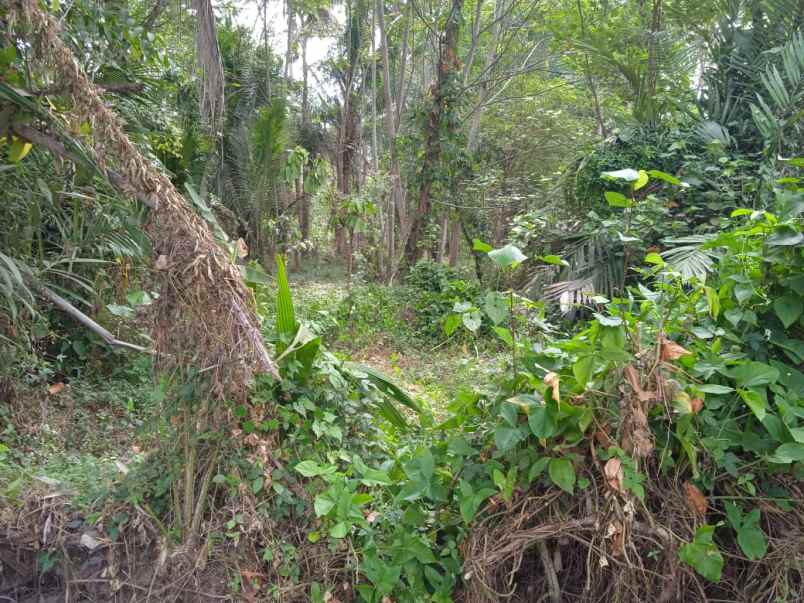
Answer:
594 427 612 448
606 520 625 557
623 364 653 402
660 336 690 361
683 481 707 515
47 382 64 395
603 458 624 494
544 372 560 402
691 397 704 414
236 238 248 259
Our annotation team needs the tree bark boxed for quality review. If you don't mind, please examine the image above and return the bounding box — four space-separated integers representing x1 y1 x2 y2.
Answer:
404 0 465 265
375 0 407 250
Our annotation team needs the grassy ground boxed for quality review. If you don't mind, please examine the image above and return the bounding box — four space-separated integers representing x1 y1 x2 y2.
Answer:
286 262 506 418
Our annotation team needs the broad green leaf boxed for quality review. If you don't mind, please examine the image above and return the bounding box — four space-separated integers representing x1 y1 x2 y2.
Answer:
644 252 665 265
548 458 575 494
573 356 594 388
494 426 526 451
729 362 779 388
329 522 348 539
488 244 527 268
633 170 649 190
679 526 723 583
528 404 557 438
737 525 767 560
697 384 734 394
767 225 803 246
8 138 32 163
647 169 681 184
313 495 335 517
540 254 565 265
294 460 336 477
527 457 550 483
473 239 492 252
106 303 134 318
483 292 509 325
462 310 482 332
773 293 803 328
604 191 631 207
601 168 639 181
493 326 514 346
593 312 622 327
275 255 297 348
739 389 767 421
443 313 461 336
771 442 804 463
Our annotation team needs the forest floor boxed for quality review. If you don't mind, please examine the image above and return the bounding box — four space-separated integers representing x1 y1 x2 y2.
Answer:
287 264 506 418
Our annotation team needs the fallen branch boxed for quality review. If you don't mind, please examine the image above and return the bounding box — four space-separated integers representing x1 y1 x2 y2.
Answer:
36 284 152 354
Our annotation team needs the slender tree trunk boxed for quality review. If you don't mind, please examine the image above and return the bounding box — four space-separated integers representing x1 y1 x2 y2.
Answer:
404 0 465 265
448 214 460 266
285 0 294 80
376 0 407 247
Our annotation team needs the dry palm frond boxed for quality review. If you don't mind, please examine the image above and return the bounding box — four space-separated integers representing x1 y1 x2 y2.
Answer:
13 0 277 400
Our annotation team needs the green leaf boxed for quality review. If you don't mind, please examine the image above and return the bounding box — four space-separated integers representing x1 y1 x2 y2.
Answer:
314 495 335 517
647 169 681 185
697 384 734 394
106 303 134 318
329 522 348 539
548 458 575 494
604 191 632 207
739 389 767 421
593 312 622 327
773 293 803 328
679 526 723 583
633 170 649 190
601 168 639 181
443 313 461 336
275 255 297 349
495 426 526 451
488 244 527 268
527 457 550 483
483 292 509 325
729 362 779 388
528 404 557 438
493 326 514 346
473 239 492 253
294 460 337 478
771 443 804 463
462 310 482 333
767 225 803 246
540 254 565 265
573 356 594 388
737 525 767 560
644 252 665 265
8 138 32 163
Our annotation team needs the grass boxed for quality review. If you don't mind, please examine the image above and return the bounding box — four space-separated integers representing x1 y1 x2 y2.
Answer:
285 261 505 417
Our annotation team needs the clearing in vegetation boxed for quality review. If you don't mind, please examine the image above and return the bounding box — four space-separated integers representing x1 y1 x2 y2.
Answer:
1 0 804 601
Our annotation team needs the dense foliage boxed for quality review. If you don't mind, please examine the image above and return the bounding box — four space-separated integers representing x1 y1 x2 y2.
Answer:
1 0 803 601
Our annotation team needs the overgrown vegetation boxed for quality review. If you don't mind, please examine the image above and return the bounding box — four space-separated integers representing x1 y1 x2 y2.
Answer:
1 0 803 601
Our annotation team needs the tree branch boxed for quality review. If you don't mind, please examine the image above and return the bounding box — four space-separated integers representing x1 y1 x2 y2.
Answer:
36 284 151 354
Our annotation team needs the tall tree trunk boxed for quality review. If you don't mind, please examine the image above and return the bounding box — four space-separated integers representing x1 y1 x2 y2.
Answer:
376 0 407 252
404 0 465 265
299 27 312 254
448 214 460 266
285 0 295 80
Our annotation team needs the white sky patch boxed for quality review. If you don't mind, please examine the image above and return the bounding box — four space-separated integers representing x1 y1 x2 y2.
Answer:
230 0 338 80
